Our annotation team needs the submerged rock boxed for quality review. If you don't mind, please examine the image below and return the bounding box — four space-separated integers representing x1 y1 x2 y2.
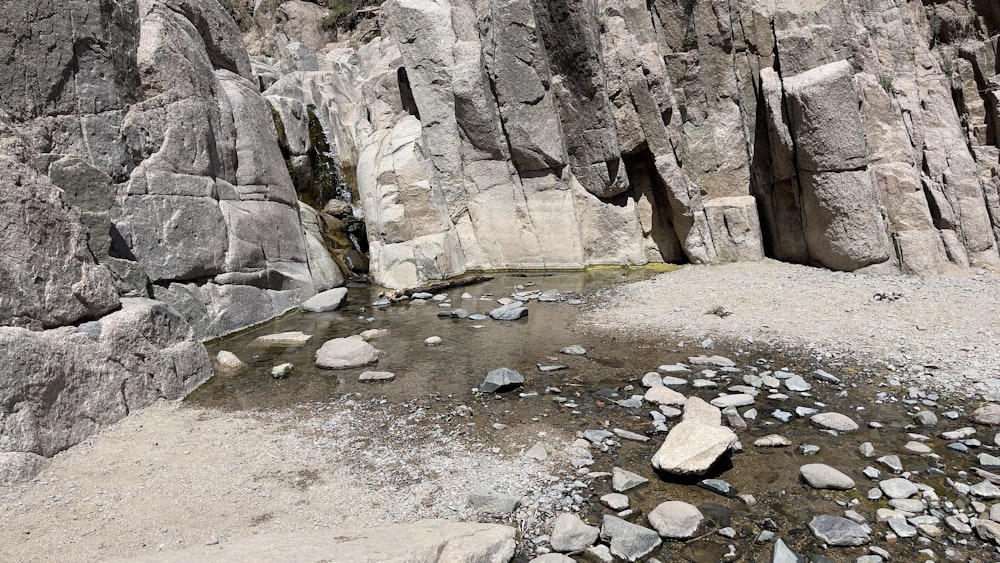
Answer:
808 515 870 546
315 336 379 369
600 516 661 562
648 501 703 539
300 287 348 312
490 303 528 321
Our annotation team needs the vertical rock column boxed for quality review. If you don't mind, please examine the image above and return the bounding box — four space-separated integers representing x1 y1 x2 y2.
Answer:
778 60 892 271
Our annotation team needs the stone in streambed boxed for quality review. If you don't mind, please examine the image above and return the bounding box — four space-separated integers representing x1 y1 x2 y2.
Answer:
271 363 293 379
489 302 528 320
300 287 348 312
480 368 524 393
972 404 1000 425
808 515 870 546
600 516 661 562
645 386 686 407
652 419 736 475
251 331 312 346
648 501 703 539
315 336 379 369
612 467 648 492
359 371 395 382
216 350 246 370
810 412 859 432
800 463 855 490
549 513 599 553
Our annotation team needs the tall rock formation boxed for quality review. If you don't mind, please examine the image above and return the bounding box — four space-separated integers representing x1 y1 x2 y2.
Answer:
246 0 1000 287
0 0 332 464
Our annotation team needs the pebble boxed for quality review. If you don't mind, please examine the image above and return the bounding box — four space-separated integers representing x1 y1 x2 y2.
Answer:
859 442 876 458
613 428 649 443
270 363 293 379
480 368 524 393
879 478 919 499
657 364 691 374
599 516 661 562
697 478 738 498
877 455 904 473
424 336 442 346
648 501 703 539
560 345 587 356
784 374 812 392
754 434 792 448
710 394 755 409
900 441 933 455
808 515 870 546
550 513 599 552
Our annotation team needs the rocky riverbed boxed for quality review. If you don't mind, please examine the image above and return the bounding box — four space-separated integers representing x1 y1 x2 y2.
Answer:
3 262 1000 562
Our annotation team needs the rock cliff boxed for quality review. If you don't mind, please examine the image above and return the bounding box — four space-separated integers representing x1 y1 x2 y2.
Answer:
0 0 331 462
248 0 1000 287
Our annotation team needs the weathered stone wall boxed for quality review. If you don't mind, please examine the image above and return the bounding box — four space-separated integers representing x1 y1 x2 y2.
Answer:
256 0 1000 287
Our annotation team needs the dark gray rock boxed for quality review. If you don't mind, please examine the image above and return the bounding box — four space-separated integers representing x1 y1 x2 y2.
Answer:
489 302 528 321
480 368 524 393
808 515 870 546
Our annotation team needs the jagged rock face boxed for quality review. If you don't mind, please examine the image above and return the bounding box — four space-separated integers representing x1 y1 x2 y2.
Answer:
274 0 1000 287
0 0 326 460
1 0 318 340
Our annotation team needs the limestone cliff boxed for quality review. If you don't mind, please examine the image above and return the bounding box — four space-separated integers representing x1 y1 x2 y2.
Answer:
249 0 1000 287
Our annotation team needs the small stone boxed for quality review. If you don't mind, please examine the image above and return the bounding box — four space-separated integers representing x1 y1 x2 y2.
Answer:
644 386 687 407
468 486 520 515
771 538 801 563
813 369 841 384
889 498 925 512
800 463 855 490
648 501 703 539
612 467 649 492
687 355 735 368
877 455 904 473
913 410 938 427
525 443 548 461
642 372 664 387
784 375 812 392
978 452 1000 469
424 336 443 346
358 370 395 382
697 478 738 498
657 364 691 374
859 442 876 458
250 331 312 346
480 368 525 393
215 350 246 370
537 363 568 372
550 513 599 553
971 404 1000 425
808 515 870 546
810 412 859 432
887 517 917 538
270 363 293 379
601 493 630 511
710 394 755 409
359 328 388 341
879 478 919 499
800 444 821 455
754 434 792 448
970 480 1000 499
945 515 973 534
900 441 932 455
651 419 736 475
560 345 587 356
772 410 793 422
300 287 348 312
613 428 649 443
600 516 661 562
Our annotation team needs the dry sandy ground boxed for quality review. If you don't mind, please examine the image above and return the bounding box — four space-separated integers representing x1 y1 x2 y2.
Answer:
584 259 1000 398
3 259 1000 561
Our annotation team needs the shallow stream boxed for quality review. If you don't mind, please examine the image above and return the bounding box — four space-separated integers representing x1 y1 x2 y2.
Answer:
191 270 996 562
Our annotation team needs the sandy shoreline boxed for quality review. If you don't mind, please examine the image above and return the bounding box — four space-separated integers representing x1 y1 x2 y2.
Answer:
583 259 1000 399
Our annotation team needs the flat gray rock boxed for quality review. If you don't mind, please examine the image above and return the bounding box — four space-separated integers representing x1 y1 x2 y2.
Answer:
652 419 736 475
648 501 703 539
216 350 246 370
772 538 803 563
549 513 599 552
710 393 755 409
480 368 524 393
612 467 649 492
600 493 629 511
529 554 575 563
687 355 735 368
560 345 587 355
800 463 855 490
300 287 348 312
315 336 379 369
972 404 1000 425
359 371 395 382
784 374 812 392
658 364 691 374
810 412 859 432
878 478 918 499
808 515 870 546
489 302 528 320
250 331 312 346
600 515 661 562
469 486 520 515
645 386 687 407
